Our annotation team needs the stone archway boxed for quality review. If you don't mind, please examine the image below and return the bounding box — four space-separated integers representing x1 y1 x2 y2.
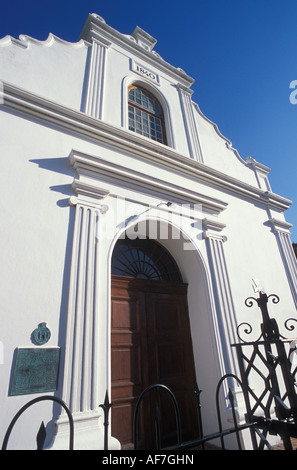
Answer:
110 237 198 449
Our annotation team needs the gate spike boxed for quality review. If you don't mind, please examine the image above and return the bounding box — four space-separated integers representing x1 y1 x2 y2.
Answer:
104 390 109 407
36 421 46 450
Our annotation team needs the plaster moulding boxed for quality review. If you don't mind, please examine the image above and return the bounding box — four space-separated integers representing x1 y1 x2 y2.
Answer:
246 156 271 176
193 101 271 176
1 81 292 213
202 218 226 233
68 149 227 217
246 157 272 191
131 26 157 52
0 32 87 50
269 218 293 235
70 179 110 211
79 13 194 89
202 218 227 241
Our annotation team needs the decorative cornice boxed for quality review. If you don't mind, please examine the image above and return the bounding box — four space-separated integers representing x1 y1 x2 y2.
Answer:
0 81 292 213
202 218 226 232
269 218 293 235
79 13 195 88
192 101 249 167
176 83 194 96
72 179 110 199
0 33 88 50
70 179 109 211
246 157 271 191
68 149 227 216
202 218 227 241
246 157 271 175
131 26 157 52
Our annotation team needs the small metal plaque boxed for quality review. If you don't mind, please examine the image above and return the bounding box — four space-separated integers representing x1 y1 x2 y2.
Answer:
9 348 60 396
31 322 51 345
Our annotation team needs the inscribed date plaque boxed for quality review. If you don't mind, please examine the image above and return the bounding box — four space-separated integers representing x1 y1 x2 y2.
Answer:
9 348 60 396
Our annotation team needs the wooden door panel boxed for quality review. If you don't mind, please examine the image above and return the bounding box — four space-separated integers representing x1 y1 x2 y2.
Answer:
111 346 140 385
157 344 184 380
111 281 149 448
111 298 143 387
112 298 139 330
111 401 135 448
147 291 198 444
111 276 198 448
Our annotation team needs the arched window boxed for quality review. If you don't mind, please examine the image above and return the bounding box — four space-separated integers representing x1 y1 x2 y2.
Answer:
111 237 182 282
128 86 167 144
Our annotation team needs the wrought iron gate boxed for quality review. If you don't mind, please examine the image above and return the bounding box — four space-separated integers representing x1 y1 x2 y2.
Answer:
2 290 297 450
232 291 297 450
133 290 297 450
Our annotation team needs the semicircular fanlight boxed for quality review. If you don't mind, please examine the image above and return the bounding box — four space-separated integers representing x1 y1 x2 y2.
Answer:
111 238 182 283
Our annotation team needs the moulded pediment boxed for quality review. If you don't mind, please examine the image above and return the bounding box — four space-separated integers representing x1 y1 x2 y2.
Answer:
79 13 194 88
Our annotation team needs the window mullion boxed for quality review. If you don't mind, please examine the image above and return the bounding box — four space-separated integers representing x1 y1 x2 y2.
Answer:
128 86 166 144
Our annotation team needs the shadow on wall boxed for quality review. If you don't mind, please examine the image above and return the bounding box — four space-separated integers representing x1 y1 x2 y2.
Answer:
30 156 77 425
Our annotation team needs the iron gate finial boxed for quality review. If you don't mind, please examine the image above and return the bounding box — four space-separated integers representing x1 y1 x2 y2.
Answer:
245 292 280 341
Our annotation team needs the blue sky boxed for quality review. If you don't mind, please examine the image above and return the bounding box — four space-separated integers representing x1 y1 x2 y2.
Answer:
1 0 297 240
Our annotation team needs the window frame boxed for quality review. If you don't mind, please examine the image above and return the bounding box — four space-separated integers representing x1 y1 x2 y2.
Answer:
128 85 167 145
111 237 182 282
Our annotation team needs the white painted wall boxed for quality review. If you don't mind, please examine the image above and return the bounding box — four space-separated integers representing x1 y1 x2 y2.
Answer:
0 35 88 110
0 13 296 449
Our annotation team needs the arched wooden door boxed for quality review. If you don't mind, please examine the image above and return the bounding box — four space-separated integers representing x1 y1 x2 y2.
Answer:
111 238 198 449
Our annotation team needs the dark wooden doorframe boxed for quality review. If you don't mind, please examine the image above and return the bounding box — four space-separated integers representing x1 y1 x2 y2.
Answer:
111 275 198 449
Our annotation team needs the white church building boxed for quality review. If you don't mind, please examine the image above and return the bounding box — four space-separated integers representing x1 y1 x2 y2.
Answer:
1 13 297 450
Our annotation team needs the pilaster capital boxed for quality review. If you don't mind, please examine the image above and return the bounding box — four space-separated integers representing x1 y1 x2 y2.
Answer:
176 83 194 97
91 35 112 49
80 14 112 47
269 218 292 235
176 83 203 162
69 179 109 213
202 218 227 241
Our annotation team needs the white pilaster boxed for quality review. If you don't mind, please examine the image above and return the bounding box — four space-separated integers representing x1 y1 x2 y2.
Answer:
270 218 297 308
47 180 119 449
177 84 203 162
203 219 240 383
63 198 102 414
246 157 271 191
84 37 111 120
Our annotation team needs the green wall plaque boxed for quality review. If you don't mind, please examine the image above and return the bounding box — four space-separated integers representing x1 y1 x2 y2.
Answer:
9 348 60 396
31 322 51 345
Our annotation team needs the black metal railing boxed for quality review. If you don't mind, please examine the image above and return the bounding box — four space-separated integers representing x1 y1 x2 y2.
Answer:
133 384 182 450
132 290 297 450
2 395 74 450
100 390 113 451
132 373 273 450
2 290 297 450
232 291 297 450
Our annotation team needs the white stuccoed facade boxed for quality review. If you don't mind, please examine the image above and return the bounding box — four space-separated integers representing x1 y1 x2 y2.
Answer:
0 13 297 450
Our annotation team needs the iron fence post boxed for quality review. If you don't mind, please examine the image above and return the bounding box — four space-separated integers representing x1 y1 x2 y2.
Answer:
99 390 113 451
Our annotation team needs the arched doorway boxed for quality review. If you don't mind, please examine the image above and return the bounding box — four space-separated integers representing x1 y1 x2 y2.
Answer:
111 237 199 449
